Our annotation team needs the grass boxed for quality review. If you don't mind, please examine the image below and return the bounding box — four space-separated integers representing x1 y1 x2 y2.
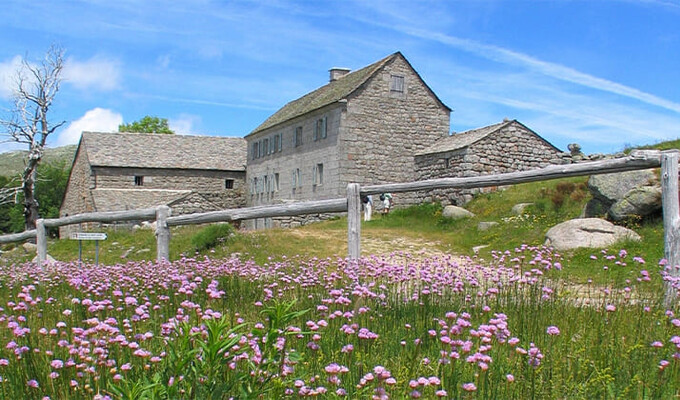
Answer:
0 247 677 399
0 174 667 290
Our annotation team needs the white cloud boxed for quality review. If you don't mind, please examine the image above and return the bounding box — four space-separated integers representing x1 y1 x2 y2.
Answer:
169 114 201 135
55 108 123 146
63 55 121 91
0 55 23 99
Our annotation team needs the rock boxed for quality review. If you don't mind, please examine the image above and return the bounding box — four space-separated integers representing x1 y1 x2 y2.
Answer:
477 221 499 231
472 245 489 254
544 218 641 251
582 198 609 218
135 248 151 254
608 186 662 221
32 253 56 265
442 205 475 219
22 242 37 252
588 170 656 206
567 143 582 156
141 221 157 230
511 203 533 215
121 246 135 258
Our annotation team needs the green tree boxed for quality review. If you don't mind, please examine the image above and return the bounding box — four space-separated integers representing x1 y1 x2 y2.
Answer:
119 115 175 134
0 161 70 235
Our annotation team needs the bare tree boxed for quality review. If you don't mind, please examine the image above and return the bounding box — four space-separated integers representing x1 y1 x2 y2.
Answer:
0 45 66 231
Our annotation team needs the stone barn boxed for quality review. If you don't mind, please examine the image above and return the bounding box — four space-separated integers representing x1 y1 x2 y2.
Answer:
415 119 564 205
245 51 451 228
59 132 246 237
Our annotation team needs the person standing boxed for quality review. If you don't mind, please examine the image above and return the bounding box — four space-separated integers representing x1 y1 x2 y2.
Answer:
362 194 373 221
381 193 392 215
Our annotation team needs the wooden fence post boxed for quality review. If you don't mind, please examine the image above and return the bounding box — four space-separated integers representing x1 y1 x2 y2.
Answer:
347 183 361 260
662 151 680 307
36 218 47 267
156 205 171 263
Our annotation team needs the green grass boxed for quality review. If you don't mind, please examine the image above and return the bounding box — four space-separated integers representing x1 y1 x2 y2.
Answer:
0 174 667 291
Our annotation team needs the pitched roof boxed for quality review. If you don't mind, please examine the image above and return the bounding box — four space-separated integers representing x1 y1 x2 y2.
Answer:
79 132 246 171
418 120 512 155
248 51 450 136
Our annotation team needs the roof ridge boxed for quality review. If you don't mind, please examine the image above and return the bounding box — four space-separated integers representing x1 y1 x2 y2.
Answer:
248 52 402 136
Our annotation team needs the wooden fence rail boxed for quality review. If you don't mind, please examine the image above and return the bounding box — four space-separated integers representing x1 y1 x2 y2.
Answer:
0 149 678 304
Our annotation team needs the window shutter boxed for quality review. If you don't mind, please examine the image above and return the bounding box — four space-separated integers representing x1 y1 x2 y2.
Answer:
321 117 327 138
312 165 317 185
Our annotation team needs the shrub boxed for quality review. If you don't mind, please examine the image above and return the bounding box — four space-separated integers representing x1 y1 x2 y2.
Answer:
191 223 235 252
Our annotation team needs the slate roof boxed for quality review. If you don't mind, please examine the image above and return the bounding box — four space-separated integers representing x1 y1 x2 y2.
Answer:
418 121 512 155
79 132 246 171
248 51 450 136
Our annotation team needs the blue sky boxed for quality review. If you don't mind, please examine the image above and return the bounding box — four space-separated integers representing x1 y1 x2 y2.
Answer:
1 0 679 154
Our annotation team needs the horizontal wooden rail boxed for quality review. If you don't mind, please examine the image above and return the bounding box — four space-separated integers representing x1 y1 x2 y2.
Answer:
361 150 662 195
0 229 37 244
167 198 348 226
43 208 158 228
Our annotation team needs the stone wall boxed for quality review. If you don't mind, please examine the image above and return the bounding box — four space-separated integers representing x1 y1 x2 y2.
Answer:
59 161 246 237
338 55 450 206
59 146 97 238
415 122 564 205
246 103 344 210
93 167 245 192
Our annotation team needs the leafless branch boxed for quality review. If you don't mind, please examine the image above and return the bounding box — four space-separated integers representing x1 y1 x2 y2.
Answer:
0 45 66 230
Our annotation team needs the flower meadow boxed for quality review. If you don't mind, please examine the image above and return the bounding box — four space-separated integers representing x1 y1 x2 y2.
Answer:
0 245 679 399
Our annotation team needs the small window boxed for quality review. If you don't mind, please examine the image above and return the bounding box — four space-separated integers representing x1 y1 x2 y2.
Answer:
295 126 303 147
252 142 259 159
390 75 404 93
313 163 323 186
273 134 280 153
314 117 327 141
274 173 280 191
444 158 450 169
292 168 301 193
134 176 143 186
263 138 269 155
225 179 234 189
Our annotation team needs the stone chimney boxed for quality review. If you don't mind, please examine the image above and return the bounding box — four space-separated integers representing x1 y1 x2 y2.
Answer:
329 67 351 82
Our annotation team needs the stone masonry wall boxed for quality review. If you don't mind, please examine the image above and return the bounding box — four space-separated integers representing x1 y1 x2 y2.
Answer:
415 122 564 205
339 55 450 206
94 167 245 192
59 147 97 238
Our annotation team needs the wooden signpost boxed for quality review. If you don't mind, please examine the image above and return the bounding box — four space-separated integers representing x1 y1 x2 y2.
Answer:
70 232 107 266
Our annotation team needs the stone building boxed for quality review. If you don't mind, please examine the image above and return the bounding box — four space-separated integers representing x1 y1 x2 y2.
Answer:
59 132 246 237
245 51 451 228
415 119 563 204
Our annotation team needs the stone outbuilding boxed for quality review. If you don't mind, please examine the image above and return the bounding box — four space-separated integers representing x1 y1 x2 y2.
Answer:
59 132 246 237
245 51 451 228
415 119 564 204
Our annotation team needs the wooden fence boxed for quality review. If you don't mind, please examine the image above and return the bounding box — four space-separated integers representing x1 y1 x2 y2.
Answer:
1 149 679 302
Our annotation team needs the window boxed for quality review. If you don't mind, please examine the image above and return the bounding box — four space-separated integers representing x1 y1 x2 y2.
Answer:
225 179 234 189
252 177 258 195
263 138 269 156
134 176 143 186
295 126 303 147
273 134 280 153
313 163 323 186
444 158 450 169
314 117 327 141
252 142 259 159
292 168 301 193
274 173 280 191
390 75 404 93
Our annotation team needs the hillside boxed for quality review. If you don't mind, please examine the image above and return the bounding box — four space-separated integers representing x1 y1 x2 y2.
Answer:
0 145 76 178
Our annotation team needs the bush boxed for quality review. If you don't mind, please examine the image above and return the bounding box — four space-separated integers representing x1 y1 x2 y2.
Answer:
191 223 235 252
